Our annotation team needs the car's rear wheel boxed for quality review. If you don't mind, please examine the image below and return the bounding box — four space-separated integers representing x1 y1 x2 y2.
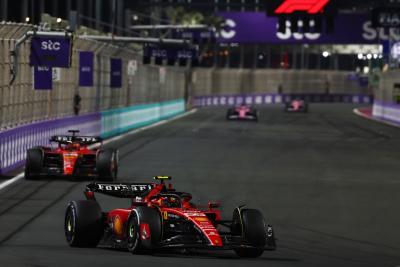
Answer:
96 148 118 181
64 200 103 247
232 208 266 258
25 148 43 180
226 108 234 120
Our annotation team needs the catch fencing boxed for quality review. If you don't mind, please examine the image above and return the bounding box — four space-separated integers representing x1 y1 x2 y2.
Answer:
191 68 370 96
0 22 186 130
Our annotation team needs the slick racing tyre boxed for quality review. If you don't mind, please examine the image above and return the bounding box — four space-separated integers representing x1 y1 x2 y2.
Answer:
64 200 103 247
96 148 118 181
127 207 162 254
226 108 234 120
25 148 43 180
232 208 266 258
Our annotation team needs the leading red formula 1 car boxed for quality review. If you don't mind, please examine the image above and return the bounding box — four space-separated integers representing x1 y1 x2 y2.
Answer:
64 176 277 258
25 130 118 181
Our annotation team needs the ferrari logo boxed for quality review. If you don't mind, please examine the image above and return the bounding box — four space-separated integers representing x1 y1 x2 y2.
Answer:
162 211 168 220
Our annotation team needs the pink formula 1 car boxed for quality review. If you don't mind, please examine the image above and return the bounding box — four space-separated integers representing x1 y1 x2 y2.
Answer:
284 99 309 113
226 105 258 122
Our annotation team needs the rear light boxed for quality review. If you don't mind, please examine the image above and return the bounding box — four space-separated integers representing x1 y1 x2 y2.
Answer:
140 223 151 240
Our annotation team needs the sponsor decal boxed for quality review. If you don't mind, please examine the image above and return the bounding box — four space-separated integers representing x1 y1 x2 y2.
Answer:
96 184 153 192
113 215 124 236
183 212 206 217
162 211 168 220
33 66 52 90
110 58 122 88
30 36 72 67
194 217 209 222
217 12 397 43
275 0 330 14
79 51 94 87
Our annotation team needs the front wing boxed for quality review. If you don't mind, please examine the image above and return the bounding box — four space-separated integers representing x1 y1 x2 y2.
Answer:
158 234 276 251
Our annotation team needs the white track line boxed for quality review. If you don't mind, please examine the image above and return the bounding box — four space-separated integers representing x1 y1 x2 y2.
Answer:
0 109 197 192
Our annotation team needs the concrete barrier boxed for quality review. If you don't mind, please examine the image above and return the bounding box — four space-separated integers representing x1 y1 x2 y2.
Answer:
372 100 400 124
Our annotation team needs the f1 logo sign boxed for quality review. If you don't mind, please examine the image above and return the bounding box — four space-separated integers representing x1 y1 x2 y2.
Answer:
275 0 330 14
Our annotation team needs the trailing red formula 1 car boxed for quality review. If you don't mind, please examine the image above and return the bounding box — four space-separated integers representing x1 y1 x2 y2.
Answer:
226 104 259 121
64 176 276 258
284 99 309 113
25 130 118 181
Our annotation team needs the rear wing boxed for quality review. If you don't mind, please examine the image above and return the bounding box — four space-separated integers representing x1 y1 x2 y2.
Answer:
85 182 154 198
50 135 103 145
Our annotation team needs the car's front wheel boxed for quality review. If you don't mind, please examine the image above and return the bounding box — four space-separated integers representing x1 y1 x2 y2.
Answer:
232 208 266 258
25 148 43 180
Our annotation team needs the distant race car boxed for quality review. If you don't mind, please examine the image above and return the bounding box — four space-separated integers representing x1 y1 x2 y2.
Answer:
284 99 308 113
226 105 259 121
64 176 277 258
25 130 118 181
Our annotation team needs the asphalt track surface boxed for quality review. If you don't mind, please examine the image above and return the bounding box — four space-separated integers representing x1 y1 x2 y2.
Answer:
1 104 400 267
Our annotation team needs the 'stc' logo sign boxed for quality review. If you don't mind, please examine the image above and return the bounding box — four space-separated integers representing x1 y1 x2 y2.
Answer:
275 0 330 14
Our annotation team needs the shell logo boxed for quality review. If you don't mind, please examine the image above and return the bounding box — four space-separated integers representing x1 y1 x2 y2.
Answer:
113 215 124 236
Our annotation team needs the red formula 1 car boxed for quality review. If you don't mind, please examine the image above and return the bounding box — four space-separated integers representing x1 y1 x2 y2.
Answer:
284 99 309 113
226 104 259 122
25 130 118 181
64 176 276 258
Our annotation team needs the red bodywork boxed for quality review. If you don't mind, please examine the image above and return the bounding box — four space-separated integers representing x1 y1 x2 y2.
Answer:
47 144 97 175
34 135 104 177
85 181 224 248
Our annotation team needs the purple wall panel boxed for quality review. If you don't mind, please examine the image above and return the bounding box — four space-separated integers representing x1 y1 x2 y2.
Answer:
193 93 373 107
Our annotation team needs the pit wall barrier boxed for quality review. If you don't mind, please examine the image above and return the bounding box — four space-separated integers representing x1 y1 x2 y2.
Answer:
193 93 373 107
0 98 185 175
372 100 400 125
